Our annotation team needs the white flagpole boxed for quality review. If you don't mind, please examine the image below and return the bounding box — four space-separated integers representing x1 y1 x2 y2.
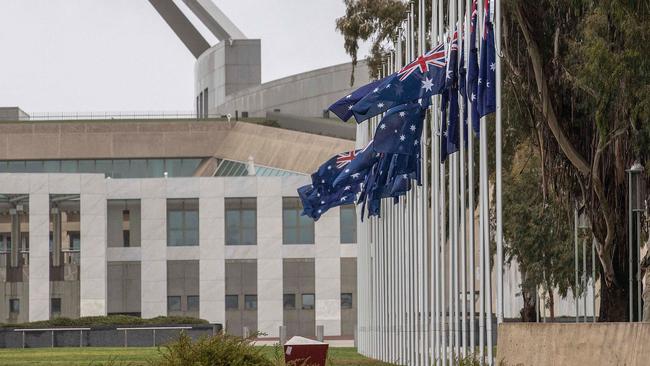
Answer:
438 0 446 363
430 0 441 361
466 0 477 357
417 1 430 364
483 1 494 361
495 0 504 328
477 0 486 363
457 0 468 359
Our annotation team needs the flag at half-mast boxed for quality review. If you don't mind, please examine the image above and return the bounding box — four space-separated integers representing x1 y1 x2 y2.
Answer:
351 42 447 123
478 0 496 118
328 78 386 122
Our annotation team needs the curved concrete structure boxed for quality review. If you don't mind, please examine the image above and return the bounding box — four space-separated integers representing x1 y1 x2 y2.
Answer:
207 61 371 118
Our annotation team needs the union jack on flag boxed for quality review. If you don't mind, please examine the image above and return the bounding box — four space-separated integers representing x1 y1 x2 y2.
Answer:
336 150 357 169
397 42 446 81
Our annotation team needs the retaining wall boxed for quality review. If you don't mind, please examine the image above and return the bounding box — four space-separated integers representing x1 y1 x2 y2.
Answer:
497 322 650 366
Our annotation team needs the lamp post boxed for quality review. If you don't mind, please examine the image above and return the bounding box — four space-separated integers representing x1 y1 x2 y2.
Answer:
627 161 645 322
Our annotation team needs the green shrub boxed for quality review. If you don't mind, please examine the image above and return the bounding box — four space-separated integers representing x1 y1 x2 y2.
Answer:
1 315 208 329
152 332 272 366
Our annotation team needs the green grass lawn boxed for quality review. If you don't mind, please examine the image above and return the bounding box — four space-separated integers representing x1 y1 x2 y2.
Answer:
0 346 391 366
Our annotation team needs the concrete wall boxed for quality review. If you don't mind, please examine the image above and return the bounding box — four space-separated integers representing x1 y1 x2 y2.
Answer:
0 120 354 175
210 61 372 119
498 323 650 366
195 40 262 111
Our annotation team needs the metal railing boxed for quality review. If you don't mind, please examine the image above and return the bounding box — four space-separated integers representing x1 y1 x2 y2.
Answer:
5 111 259 121
116 326 194 347
13 327 91 348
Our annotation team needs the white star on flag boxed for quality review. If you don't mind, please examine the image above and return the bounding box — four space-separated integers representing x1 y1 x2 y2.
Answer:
446 69 453 79
345 94 352 99
471 92 476 101
327 165 332 170
373 87 379 93
377 102 385 108
317 193 320 197
380 124 386 130
487 81 491 88
478 78 482 84
414 139 419 145
348 105 353 110
351 173 360 179
421 77 434 91
385 84 391 88
320 200 325 204
490 62 496 71
340 196 347 202
399 134 406 141
410 125 416 132
344 186 351 191
344 168 350 173
402 174 408 179
399 111 406 117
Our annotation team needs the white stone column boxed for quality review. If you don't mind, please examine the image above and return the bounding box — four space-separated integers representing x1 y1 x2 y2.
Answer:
255 177 283 337
315 206 342 336
80 175 108 316
140 179 168 318
28 175 50 321
199 178 225 324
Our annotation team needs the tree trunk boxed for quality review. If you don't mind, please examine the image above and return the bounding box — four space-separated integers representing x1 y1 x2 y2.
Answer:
598 241 628 322
548 291 555 321
520 287 537 322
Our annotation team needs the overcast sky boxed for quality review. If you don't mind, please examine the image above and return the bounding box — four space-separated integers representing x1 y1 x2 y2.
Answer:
0 0 369 113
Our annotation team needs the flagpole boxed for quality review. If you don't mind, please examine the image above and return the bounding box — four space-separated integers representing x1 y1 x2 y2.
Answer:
494 0 504 327
417 0 430 364
477 0 486 362
483 1 494 362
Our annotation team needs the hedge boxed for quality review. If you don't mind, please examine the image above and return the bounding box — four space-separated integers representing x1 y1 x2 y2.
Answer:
0 315 209 329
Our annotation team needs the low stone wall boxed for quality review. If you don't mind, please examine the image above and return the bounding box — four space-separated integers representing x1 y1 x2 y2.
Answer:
0 324 222 348
497 322 650 366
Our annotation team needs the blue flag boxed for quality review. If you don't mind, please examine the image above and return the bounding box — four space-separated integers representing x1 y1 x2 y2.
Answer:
351 42 447 123
373 102 426 156
440 91 449 162
478 0 496 118
332 141 381 187
445 30 460 155
328 78 385 122
467 0 481 135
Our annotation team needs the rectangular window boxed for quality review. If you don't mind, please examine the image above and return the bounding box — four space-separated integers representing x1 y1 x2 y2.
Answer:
283 294 296 310
167 296 181 312
203 88 209 118
167 199 199 246
68 231 80 251
341 293 353 309
244 295 257 310
51 298 62 316
225 198 257 245
302 293 315 310
187 295 200 312
9 299 19 314
282 198 314 244
225 295 239 310
339 205 357 244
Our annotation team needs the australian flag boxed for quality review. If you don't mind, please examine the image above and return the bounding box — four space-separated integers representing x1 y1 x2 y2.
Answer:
328 78 385 122
351 42 447 123
467 0 481 135
297 149 368 220
373 102 426 156
478 0 496 118
445 30 460 155
332 141 381 187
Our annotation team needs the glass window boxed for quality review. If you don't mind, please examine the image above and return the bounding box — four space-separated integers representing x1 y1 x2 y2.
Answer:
147 159 164 178
166 159 183 177
0 161 9 172
340 205 357 244
167 199 199 246
167 296 181 312
43 160 60 173
78 160 94 173
244 295 257 310
9 299 19 314
187 295 200 312
8 161 26 173
180 159 200 177
51 298 62 315
25 160 43 172
129 159 147 178
95 159 112 176
225 295 239 310
282 198 314 244
68 231 80 251
225 198 257 245
283 294 296 310
302 294 315 310
61 160 77 173
112 160 130 178
341 293 353 309
123 230 130 247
